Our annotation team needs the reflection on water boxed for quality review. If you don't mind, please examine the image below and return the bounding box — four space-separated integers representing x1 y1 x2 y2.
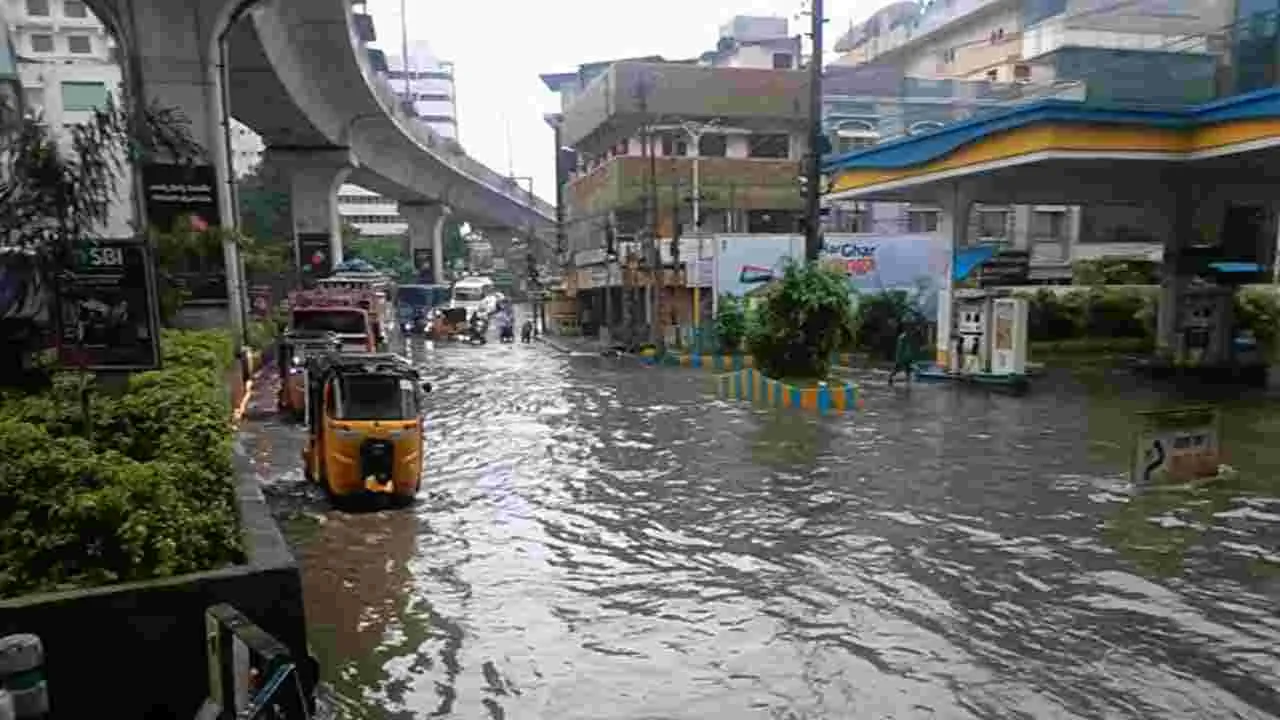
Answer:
241 346 1280 719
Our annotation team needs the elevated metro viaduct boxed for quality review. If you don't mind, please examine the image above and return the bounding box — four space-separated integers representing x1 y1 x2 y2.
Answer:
84 0 552 335
824 88 1280 370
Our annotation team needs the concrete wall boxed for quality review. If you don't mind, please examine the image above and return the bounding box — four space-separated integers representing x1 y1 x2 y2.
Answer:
0 437 316 719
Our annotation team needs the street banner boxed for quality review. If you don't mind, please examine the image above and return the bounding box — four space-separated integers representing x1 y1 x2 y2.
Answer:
57 238 161 371
1132 406 1223 485
297 233 333 286
141 163 221 233
413 248 435 283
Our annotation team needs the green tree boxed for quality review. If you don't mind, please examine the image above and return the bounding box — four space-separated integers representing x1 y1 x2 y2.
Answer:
713 294 747 354
443 220 467 268
0 97 201 376
236 166 291 247
746 261 856 381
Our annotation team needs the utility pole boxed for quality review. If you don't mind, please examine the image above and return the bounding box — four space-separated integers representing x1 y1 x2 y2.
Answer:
803 0 826 262
633 76 654 347
680 120 718 347
647 122 661 347
670 174 683 347
399 0 411 100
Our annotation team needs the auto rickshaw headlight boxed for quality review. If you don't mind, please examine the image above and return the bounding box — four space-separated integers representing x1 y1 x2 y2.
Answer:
291 354 304 367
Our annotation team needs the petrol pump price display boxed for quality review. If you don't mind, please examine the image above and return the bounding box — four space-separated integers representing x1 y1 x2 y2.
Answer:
1132 406 1223 485
56 237 162 371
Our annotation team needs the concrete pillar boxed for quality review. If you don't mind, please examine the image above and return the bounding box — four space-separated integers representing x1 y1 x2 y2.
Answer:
935 184 973 368
263 148 355 275
400 202 450 284
107 0 244 339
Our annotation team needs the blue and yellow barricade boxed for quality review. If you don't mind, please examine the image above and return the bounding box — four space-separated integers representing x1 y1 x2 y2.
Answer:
658 352 755 370
716 368 862 415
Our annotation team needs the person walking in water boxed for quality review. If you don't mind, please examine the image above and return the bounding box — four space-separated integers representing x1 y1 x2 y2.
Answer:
888 322 915 387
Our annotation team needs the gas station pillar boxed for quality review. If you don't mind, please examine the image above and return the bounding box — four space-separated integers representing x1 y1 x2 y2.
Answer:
935 186 973 368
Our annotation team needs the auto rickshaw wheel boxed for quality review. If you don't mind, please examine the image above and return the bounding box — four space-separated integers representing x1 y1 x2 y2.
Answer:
389 493 415 509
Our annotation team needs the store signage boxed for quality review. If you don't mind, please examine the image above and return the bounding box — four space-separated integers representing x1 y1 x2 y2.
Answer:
297 234 332 286
1133 406 1222 485
57 238 161 371
978 249 1030 286
142 163 221 233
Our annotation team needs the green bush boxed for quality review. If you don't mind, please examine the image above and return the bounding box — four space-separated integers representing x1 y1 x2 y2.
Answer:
746 261 856 380
1022 288 1156 343
0 329 243 597
1236 288 1280 360
850 290 927 361
713 294 747 354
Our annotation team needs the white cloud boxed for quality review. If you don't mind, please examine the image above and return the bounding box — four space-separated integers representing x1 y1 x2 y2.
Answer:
363 0 874 205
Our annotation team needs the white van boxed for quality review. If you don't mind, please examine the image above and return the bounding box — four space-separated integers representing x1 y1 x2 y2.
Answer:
450 276 499 316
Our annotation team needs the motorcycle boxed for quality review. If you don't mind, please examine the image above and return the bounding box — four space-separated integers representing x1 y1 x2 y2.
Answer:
499 323 515 344
467 313 489 345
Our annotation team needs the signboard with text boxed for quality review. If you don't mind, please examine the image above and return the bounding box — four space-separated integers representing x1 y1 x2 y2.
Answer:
1132 406 1222 485
57 238 161 371
297 234 332 287
413 248 435 283
142 163 221 233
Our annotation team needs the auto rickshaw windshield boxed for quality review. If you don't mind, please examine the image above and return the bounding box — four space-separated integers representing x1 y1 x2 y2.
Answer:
335 375 419 420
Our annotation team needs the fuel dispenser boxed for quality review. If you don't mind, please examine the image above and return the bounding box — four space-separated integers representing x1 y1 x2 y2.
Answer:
950 290 1030 377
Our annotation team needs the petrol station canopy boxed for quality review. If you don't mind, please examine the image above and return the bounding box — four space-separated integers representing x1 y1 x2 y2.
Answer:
822 87 1280 210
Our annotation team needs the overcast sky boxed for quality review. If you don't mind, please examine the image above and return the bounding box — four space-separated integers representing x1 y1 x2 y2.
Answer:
364 0 876 204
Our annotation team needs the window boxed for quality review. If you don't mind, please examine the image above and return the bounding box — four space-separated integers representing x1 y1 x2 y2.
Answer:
614 140 628 156
941 47 957 64
1013 64 1031 82
67 35 91 54
989 28 1005 44
976 210 1009 239
986 69 998 81
907 210 940 233
26 0 49 16
747 133 789 159
60 80 107 110
659 132 687 157
29 34 53 53
63 0 87 17
698 133 727 157
24 87 43 112
1031 210 1066 241
772 53 793 69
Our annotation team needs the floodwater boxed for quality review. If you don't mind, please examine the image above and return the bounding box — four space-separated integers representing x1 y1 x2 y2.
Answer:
239 338 1280 720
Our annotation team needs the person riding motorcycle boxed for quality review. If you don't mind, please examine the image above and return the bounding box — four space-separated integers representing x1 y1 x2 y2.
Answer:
468 308 489 344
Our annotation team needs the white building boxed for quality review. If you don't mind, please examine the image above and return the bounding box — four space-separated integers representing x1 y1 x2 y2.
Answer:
382 42 458 141
336 183 406 237
6 0 133 237
229 119 263 178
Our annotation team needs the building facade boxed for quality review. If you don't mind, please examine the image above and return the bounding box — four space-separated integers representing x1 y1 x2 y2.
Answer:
823 0 1229 278
336 184 407 237
7 0 134 237
382 42 459 141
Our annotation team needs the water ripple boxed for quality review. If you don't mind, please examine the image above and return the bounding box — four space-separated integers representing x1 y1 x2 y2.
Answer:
242 341 1280 719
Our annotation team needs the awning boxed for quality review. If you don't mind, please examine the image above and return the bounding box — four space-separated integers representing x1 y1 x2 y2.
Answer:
1208 261 1264 273
953 245 998 281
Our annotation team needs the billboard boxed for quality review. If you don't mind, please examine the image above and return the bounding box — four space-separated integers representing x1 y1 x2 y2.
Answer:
57 238 161 371
713 233 950 316
297 234 333 286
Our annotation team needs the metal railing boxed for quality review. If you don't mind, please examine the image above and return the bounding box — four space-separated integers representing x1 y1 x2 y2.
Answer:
346 8 552 220
199 604 309 720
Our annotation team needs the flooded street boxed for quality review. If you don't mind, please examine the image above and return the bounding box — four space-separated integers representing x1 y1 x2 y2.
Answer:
240 339 1280 720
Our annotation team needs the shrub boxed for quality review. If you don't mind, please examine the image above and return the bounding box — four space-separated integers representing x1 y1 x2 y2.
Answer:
0 329 243 597
850 290 927 361
713 294 747 354
1021 288 1156 343
1236 288 1280 360
746 261 856 380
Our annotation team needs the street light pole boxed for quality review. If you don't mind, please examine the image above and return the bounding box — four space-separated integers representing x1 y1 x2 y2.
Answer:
680 119 720 350
803 0 826 262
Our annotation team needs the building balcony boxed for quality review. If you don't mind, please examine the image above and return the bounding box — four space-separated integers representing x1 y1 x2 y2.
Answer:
566 155 803 216
558 61 809 149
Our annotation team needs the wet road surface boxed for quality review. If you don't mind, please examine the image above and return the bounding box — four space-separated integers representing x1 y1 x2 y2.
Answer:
239 337 1280 720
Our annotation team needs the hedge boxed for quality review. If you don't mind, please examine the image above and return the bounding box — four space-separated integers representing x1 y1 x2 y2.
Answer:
0 329 244 598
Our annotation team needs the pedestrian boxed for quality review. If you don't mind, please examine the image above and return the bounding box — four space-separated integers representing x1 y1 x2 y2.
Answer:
888 322 915 387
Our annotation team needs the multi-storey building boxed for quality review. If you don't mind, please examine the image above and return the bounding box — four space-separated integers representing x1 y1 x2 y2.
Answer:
336 184 407 237
229 119 263 178
824 0 1227 278
6 0 133 237
382 42 459 141
542 16 810 335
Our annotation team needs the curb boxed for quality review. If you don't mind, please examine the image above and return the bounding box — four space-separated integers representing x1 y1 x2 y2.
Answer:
717 367 863 414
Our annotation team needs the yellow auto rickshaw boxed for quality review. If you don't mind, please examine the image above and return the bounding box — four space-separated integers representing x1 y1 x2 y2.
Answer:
301 352 432 507
277 330 342 420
